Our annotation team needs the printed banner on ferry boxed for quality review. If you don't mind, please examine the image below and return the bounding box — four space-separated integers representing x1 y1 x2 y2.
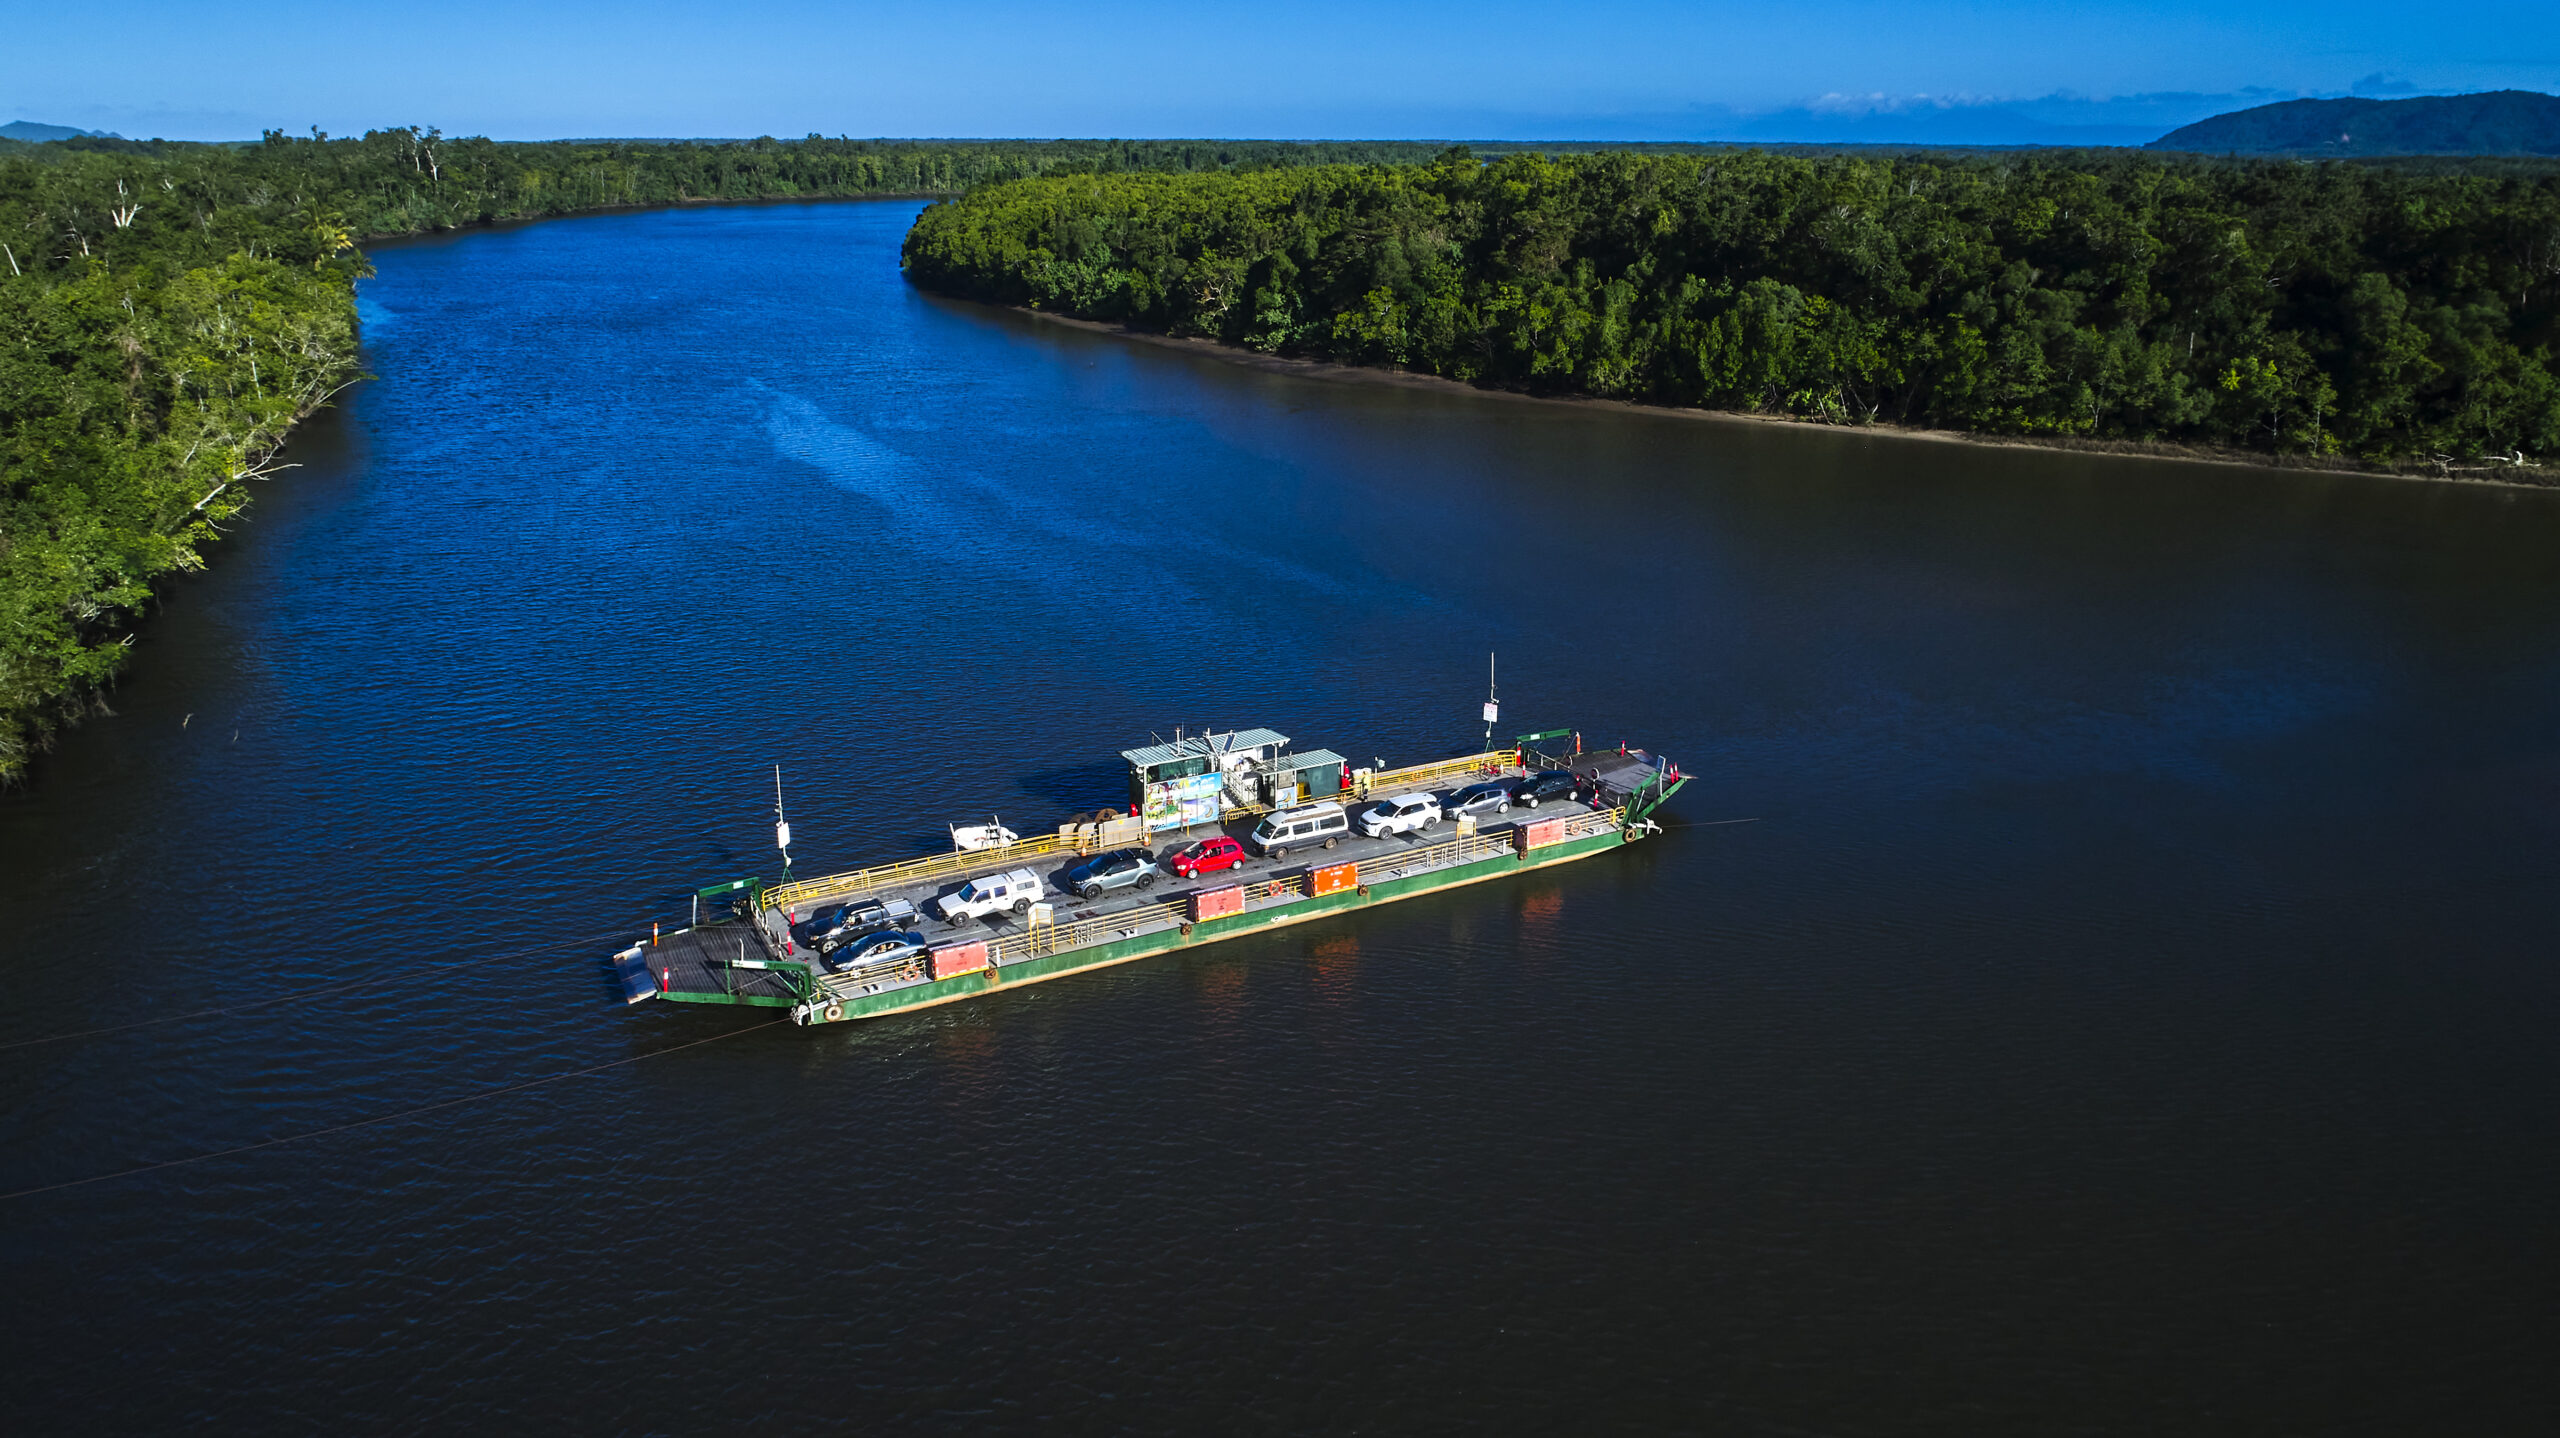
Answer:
1144 771 1227 831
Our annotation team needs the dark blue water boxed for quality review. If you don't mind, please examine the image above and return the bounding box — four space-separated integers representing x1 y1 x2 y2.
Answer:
5 200 2559 1431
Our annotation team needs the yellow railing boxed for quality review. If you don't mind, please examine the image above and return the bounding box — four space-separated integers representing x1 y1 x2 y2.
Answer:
1570 806 1628 840
1027 896 1189 957
1354 748 1522 800
1357 806 1626 882
1005 805 1627 961
767 832 1077 915
788 802 1635 992
766 750 1535 914
1224 748 1525 820
1358 826 1515 880
1244 875 1304 904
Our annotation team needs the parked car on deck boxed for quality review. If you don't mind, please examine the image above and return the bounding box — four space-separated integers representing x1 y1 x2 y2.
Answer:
1357 792 1442 839
1511 770 1580 808
794 896 922 956
1443 781 1514 818
1250 802 1350 859
1166 835 1248 879
827 929 929 973
935 868 1045 925
1066 847 1160 900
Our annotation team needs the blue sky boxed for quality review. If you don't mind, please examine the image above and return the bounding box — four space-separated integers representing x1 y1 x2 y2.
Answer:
6 0 2556 144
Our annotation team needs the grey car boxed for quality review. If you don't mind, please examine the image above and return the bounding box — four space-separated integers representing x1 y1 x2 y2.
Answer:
1443 781 1514 818
1065 846 1160 900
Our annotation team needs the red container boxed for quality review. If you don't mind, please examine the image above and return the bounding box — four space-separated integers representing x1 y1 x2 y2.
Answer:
1311 861 1359 896
1190 885 1245 922
930 941 990 980
1516 817 1568 854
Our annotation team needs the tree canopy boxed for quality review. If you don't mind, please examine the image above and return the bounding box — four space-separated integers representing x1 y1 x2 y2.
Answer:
904 149 2560 461
0 131 1444 780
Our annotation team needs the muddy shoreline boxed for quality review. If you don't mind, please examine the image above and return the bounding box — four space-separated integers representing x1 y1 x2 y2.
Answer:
999 305 2554 492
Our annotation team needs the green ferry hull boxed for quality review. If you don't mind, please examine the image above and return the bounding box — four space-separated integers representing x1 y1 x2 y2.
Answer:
787 823 1634 1026
617 743 1688 1026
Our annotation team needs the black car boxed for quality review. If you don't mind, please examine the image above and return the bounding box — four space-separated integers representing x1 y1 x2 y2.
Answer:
826 928 930 973
1064 846 1160 900
795 896 921 955
1511 770 1581 808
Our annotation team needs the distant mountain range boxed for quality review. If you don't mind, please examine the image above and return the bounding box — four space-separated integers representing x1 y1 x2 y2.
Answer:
7 94 2558 157
1 120 126 142
2149 90 2560 156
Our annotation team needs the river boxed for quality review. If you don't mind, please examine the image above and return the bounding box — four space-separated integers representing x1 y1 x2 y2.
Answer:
3 199 2557 1431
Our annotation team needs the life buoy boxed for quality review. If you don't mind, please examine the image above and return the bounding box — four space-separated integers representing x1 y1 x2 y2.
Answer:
824 1003 844 1022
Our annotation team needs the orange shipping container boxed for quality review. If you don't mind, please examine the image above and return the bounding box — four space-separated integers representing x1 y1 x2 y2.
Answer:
1311 861 1359 895
1190 885 1245 922
1516 817 1568 854
930 941 990 980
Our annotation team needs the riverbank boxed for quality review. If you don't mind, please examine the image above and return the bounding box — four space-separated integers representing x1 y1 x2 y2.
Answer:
0 255 364 786
900 156 2560 473
352 190 962 250
999 307 2558 492
1 138 1472 785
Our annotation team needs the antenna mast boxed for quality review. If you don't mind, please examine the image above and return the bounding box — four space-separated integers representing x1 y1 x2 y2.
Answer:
1482 651 1499 748
773 764 793 880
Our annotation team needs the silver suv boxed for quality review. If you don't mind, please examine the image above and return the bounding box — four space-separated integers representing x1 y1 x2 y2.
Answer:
1065 847 1160 900
1358 792 1442 838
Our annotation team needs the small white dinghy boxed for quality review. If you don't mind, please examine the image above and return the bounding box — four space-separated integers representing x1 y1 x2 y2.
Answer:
949 817 1021 852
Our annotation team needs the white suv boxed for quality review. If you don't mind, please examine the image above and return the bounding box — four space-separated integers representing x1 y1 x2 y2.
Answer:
935 867 1045 925
1358 792 1442 838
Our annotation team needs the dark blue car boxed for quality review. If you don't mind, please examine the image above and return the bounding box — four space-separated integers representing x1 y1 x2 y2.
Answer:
1511 771 1581 808
826 929 930 973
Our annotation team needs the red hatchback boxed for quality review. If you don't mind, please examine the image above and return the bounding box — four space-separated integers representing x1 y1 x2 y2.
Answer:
1167 836 1248 878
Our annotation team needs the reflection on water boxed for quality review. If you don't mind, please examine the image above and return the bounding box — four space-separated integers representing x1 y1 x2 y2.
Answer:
1515 886 1565 958
1309 933 1362 1004
3 200 2558 1431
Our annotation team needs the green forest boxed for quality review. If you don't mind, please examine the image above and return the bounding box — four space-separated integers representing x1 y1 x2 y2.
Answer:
8 134 2560 782
0 132 1447 782
904 149 2560 462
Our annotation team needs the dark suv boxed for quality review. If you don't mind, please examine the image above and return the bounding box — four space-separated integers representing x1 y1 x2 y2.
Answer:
796 896 922 955
1064 847 1160 900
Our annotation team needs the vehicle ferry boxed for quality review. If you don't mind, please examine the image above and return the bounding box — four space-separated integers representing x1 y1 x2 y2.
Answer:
609 728 1686 1027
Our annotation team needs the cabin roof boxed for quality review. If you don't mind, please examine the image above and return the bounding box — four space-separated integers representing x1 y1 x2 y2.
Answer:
1274 748 1345 772
1120 728 1290 769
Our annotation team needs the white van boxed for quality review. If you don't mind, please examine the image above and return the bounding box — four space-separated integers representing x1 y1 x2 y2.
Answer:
1250 802 1350 859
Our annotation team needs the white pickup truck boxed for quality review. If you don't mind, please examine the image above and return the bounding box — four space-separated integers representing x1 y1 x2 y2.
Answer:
934 867 1046 925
